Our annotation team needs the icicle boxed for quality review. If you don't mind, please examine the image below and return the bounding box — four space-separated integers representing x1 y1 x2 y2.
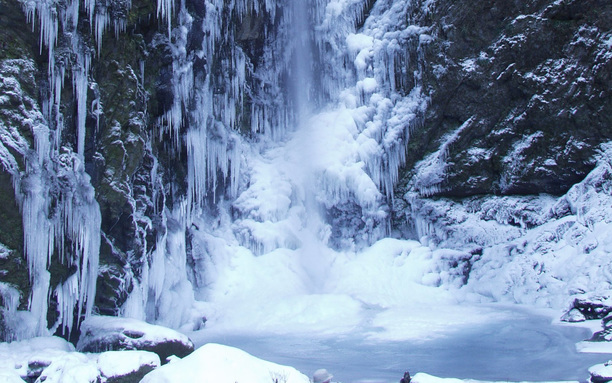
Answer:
157 0 174 36
0 282 21 341
72 51 91 156
54 274 79 333
187 124 208 208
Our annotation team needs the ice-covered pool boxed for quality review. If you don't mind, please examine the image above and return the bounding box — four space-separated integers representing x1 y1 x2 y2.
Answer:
190 305 611 383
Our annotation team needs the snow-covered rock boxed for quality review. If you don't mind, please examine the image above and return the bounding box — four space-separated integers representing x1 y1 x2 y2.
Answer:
561 308 586 323
0 336 93 382
0 336 162 382
97 350 160 382
411 372 579 383
589 361 612 383
140 343 310 383
562 298 612 323
77 316 194 363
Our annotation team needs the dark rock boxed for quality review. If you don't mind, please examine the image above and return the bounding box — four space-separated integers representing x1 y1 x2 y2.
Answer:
27 360 51 381
400 371 412 383
590 313 612 342
571 298 612 321
398 0 612 198
77 316 195 364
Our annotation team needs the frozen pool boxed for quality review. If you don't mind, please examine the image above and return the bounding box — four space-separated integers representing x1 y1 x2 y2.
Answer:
190 304 612 383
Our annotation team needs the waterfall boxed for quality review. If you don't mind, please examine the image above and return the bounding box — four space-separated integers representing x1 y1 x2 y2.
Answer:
290 0 315 120
2 0 434 338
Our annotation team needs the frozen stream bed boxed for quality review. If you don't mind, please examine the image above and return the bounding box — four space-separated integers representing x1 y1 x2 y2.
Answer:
189 304 612 383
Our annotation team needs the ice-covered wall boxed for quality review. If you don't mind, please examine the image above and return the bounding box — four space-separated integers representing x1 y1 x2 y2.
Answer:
0 57 100 339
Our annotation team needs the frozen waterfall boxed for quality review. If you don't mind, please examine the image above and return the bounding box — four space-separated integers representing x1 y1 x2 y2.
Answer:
4 0 432 338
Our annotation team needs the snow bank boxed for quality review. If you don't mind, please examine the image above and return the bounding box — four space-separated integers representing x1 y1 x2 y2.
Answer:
411 372 578 383
0 336 159 382
141 343 310 383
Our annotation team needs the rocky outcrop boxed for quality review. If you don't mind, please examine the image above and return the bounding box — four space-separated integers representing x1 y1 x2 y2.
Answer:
398 0 612 198
97 350 160 383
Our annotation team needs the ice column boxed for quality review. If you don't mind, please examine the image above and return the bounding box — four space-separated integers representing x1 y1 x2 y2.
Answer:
290 0 314 120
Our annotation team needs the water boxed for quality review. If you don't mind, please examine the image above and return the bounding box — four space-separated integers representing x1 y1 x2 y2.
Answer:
191 305 612 383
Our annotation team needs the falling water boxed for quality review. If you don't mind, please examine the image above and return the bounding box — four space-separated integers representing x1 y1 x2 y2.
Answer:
290 0 315 121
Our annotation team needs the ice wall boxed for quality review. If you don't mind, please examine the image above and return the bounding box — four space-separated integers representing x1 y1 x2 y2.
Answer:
0 56 101 338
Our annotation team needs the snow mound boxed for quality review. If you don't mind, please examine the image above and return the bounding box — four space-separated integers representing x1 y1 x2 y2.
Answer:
140 343 310 383
411 372 579 383
77 316 194 363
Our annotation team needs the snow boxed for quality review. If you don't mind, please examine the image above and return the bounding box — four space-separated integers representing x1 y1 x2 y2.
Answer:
589 361 612 381
577 341 612 354
411 373 578 383
140 343 310 383
0 336 160 382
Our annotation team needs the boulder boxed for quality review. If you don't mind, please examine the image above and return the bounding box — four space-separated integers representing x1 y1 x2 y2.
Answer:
97 350 160 383
570 298 612 321
77 316 194 364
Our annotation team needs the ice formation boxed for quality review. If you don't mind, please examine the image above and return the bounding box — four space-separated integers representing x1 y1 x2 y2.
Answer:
0 55 101 338
5 0 612 363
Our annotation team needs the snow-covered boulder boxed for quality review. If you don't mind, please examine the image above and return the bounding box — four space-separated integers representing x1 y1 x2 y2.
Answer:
0 336 97 382
568 299 612 321
140 343 310 383
589 361 612 383
77 316 194 363
0 336 163 383
560 308 586 323
98 350 160 382
589 313 612 342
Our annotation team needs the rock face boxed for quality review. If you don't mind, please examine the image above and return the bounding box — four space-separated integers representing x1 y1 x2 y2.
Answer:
0 0 280 337
398 0 612 198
